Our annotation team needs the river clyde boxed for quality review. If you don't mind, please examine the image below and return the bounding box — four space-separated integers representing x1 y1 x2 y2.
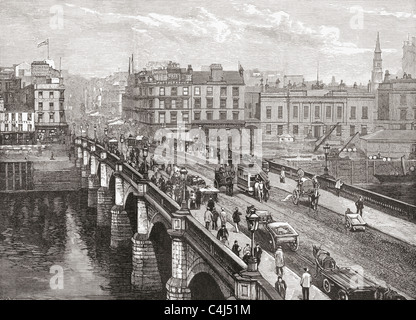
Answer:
0 191 163 300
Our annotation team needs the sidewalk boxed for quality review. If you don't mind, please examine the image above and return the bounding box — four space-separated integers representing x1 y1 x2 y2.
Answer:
190 206 329 300
268 172 416 247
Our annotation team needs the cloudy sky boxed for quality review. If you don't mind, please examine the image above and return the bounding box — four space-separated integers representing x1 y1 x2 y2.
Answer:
0 0 415 83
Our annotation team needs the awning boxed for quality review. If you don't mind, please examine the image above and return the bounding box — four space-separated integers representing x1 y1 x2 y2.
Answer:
136 135 144 141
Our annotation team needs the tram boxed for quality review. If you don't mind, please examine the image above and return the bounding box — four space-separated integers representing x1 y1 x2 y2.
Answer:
237 163 270 199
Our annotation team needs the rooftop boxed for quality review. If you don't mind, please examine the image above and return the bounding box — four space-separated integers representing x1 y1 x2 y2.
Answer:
360 130 416 142
192 71 244 85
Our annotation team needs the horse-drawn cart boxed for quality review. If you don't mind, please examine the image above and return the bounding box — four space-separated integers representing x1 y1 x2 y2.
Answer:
292 176 320 211
266 222 300 252
200 186 220 204
345 209 366 231
214 166 235 196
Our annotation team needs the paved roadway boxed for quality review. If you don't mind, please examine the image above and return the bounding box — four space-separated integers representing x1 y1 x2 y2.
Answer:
168 159 415 300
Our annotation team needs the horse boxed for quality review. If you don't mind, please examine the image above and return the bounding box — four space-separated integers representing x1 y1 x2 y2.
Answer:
309 188 320 211
312 244 337 276
374 286 406 300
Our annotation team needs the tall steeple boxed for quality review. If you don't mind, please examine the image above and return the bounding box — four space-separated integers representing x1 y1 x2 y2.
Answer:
371 32 383 92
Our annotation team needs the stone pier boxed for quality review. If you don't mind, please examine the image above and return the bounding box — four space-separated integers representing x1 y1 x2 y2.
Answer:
97 187 113 227
110 205 132 248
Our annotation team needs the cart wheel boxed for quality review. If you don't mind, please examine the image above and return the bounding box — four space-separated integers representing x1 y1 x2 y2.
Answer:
292 190 299 205
338 289 349 300
346 219 352 230
214 180 219 189
322 278 332 293
289 238 299 251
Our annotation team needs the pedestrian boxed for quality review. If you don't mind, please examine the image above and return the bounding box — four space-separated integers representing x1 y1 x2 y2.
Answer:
275 276 287 300
232 207 242 233
204 208 212 230
275 246 285 277
207 196 215 212
195 188 202 209
212 207 219 230
280 167 286 183
216 225 229 246
254 243 263 266
300 267 311 300
220 207 227 227
190 190 196 209
231 240 241 257
355 196 364 216
254 180 259 199
242 244 251 264
335 178 343 197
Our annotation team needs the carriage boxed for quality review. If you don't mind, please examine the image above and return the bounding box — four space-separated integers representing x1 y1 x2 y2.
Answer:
266 222 300 252
200 186 220 203
292 176 320 210
344 209 366 232
186 174 206 188
237 163 270 202
214 166 235 196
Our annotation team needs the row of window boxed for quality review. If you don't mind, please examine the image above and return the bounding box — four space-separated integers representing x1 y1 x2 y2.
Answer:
3 113 33 121
265 124 367 136
156 111 240 123
36 112 65 122
265 105 369 120
38 102 63 110
138 86 240 97
37 91 57 99
194 98 240 109
2 124 33 132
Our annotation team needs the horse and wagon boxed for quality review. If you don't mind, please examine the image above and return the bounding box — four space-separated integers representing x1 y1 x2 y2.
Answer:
292 169 320 211
237 163 270 202
214 165 235 196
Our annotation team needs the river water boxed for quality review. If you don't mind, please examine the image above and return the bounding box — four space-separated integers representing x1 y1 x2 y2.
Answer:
0 191 164 300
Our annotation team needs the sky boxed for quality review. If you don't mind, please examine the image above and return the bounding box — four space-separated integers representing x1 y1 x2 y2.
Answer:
0 0 415 83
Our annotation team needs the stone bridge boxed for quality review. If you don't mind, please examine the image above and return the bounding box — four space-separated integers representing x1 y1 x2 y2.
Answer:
74 135 280 300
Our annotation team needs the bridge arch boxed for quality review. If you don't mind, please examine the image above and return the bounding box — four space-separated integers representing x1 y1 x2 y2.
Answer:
187 259 231 300
124 192 138 234
149 222 172 290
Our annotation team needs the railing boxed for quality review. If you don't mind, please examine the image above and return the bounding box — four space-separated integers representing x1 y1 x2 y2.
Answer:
147 181 181 214
266 159 416 220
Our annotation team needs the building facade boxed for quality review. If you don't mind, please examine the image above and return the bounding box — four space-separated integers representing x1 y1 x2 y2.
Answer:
403 36 416 77
260 88 376 144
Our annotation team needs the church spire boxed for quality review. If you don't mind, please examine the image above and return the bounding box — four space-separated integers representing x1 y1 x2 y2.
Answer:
375 31 381 53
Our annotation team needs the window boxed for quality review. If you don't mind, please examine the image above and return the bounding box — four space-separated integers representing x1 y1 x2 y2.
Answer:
362 106 368 119
337 106 342 119
18 124 23 131
293 105 298 119
350 125 355 136
50 112 55 121
170 111 177 124
159 112 165 124
38 91 43 98
49 91 54 98
326 106 331 119
233 112 239 120
278 106 283 119
50 102 54 110
232 87 239 97
315 105 320 118
28 113 32 121
159 100 165 109
4 124 8 131
266 106 272 119
304 105 309 119
171 87 177 96
159 87 165 96
18 114 22 121
293 125 299 135
194 87 200 96
182 112 189 123
266 124 272 135
194 112 201 121
165 100 171 109
183 87 189 96
220 98 227 109
225 98 235 110
361 125 367 136
220 111 227 120
37 113 43 122
171 99 176 109
206 111 213 120
149 87 153 95
304 126 309 135
277 125 283 135
206 98 213 109
350 106 356 119
38 102 43 111
400 94 407 105
206 87 213 96
336 125 341 136
220 87 227 96
28 124 32 131
194 98 201 108
183 99 188 109
5 113 8 121
148 99 154 108
11 113 15 121
400 109 407 121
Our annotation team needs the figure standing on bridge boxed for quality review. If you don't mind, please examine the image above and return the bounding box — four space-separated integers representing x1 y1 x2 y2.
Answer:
231 240 241 257
220 208 227 227
232 207 242 233
335 178 343 197
280 167 286 183
254 243 263 266
207 197 215 212
275 276 287 300
212 207 219 230
195 188 202 209
355 196 364 216
217 225 229 246
204 208 212 230
275 246 285 277
300 267 312 300
242 244 251 264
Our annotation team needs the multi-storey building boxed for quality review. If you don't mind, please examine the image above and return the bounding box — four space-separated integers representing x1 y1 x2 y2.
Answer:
402 35 416 77
260 88 376 144
376 77 416 130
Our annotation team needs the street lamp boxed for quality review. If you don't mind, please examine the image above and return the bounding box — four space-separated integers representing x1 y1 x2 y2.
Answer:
246 208 260 272
86 123 90 139
120 133 125 158
143 144 149 180
180 167 188 210
323 143 331 176
94 124 97 142
115 159 123 173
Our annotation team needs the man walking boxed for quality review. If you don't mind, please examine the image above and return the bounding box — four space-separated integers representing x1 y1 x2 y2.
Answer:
220 208 227 227
204 208 212 230
275 276 287 300
231 240 241 257
355 196 364 216
207 196 215 212
275 246 285 277
195 188 202 209
254 243 263 266
335 178 343 197
216 225 229 246
300 267 312 300
211 207 219 230
232 207 242 233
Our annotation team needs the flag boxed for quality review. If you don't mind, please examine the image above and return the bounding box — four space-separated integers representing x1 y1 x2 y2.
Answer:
37 39 49 48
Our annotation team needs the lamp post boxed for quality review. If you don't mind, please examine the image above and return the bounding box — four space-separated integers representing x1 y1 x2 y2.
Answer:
80 124 83 137
94 124 97 142
323 143 330 176
180 167 188 210
143 144 149 180
103 127 108 149
246 208 260 272
120 133 125 159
